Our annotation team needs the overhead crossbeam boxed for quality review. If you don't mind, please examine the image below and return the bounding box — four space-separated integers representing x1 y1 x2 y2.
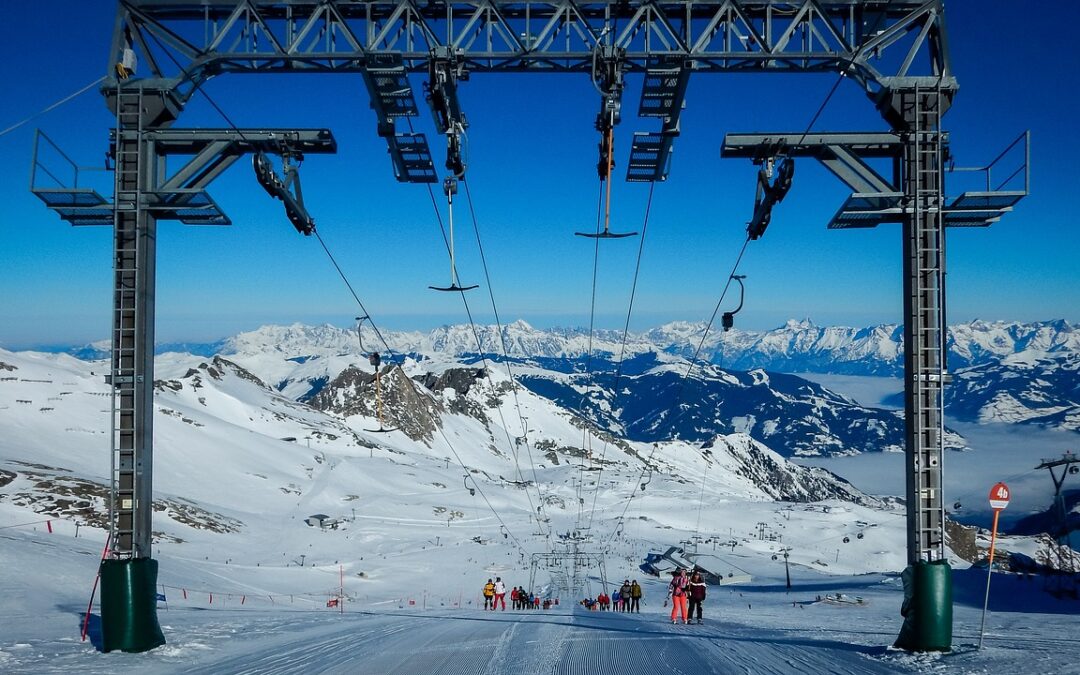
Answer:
109 0 955 115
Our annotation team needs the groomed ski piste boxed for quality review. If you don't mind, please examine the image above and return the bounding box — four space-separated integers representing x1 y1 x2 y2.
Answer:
2 346 1079 673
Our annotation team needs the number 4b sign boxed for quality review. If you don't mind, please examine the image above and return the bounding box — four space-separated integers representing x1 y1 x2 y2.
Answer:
979 481 1011 649
989 482 1011 510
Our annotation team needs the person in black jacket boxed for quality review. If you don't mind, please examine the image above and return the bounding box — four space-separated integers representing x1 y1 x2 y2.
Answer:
687 571 707 624
629 579 643 612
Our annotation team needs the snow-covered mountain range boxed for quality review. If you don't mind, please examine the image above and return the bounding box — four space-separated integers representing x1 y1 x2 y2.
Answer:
516 357 911 456
53 317 1079 436
0 344 881 565
62 317 1076 374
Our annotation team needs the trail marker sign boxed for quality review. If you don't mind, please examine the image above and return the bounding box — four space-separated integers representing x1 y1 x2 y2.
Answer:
988 482 1011 510
979 480 1011 649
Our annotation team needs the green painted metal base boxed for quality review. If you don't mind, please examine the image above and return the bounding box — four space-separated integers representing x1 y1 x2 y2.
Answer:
100 557 166 653
895 560 953 652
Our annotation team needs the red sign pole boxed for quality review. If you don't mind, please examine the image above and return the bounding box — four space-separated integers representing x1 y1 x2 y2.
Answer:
978 482 1010 649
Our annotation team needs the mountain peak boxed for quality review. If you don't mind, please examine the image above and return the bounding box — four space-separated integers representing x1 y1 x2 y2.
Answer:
506 319 534 332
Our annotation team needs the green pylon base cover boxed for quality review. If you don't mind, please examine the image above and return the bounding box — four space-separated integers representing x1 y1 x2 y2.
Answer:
100 557 166 653
895 560 953 652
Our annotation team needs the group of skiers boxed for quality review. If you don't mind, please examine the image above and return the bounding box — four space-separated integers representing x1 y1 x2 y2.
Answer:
482 568 709 624
481 578 554 610
592 579 643 612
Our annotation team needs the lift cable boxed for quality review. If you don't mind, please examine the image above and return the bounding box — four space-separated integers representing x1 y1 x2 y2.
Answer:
791 0 896 152
677 236 751 399
314 231 394 355
602 442 660 551
417 169 553 545
651 3 902 545
0 75 107 139
582 182 656 533
433 419 529 555
692 450 711 541
153 30 403 357
601 234 751 548
573 179 606 519
167 57 534 553
389 160 545 550
461 176 555 530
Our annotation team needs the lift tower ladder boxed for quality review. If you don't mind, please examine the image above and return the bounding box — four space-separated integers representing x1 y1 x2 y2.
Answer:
110 85 152 558
902 83 948 564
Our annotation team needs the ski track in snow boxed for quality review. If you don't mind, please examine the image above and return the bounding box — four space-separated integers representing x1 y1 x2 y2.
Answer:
91 608 943 675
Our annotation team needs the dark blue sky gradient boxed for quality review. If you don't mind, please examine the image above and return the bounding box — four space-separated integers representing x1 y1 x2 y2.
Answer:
0 3 1076 346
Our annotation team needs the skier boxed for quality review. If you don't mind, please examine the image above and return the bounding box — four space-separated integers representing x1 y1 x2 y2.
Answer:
611 590 620 611
667 568 689 624
483 579 495 610
494 577 506 610
510 586 519 610
630 579 643 612
620 580 632 612
687 571 707 624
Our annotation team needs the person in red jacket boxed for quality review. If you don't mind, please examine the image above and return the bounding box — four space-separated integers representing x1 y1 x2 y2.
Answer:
687 571 707 624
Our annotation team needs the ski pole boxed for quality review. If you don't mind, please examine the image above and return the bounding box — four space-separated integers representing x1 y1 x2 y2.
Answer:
81 534 111 642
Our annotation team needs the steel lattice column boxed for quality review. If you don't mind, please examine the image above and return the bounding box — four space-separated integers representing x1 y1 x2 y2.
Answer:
110 87 157 558
898 85 947 564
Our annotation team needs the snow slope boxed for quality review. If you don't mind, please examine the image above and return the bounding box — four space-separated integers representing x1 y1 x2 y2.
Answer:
2 342 1078 673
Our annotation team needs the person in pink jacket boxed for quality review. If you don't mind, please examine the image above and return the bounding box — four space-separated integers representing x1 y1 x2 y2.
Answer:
667 568 689 624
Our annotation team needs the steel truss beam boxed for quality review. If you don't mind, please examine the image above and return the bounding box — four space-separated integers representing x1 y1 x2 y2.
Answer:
110 0 954 115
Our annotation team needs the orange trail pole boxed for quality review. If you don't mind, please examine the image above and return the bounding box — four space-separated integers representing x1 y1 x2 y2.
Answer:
81 534 111 642
978 509 1002 649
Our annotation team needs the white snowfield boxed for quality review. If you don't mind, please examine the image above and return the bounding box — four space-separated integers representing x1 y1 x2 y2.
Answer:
1 339 1078 673
2 525 1078 675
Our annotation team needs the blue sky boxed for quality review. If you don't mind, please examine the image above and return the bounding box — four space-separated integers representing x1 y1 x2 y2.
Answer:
1 3 1076 347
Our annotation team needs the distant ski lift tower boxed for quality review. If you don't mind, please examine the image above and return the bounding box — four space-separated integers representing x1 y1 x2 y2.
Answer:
31 0 1027 655
1035 452 1080 595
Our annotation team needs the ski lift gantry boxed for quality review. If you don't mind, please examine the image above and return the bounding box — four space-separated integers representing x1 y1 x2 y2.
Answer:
30 0 1026 654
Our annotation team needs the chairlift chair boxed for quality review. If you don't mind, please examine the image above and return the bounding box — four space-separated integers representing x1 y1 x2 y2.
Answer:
464 475 476 497
430 177 478 292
